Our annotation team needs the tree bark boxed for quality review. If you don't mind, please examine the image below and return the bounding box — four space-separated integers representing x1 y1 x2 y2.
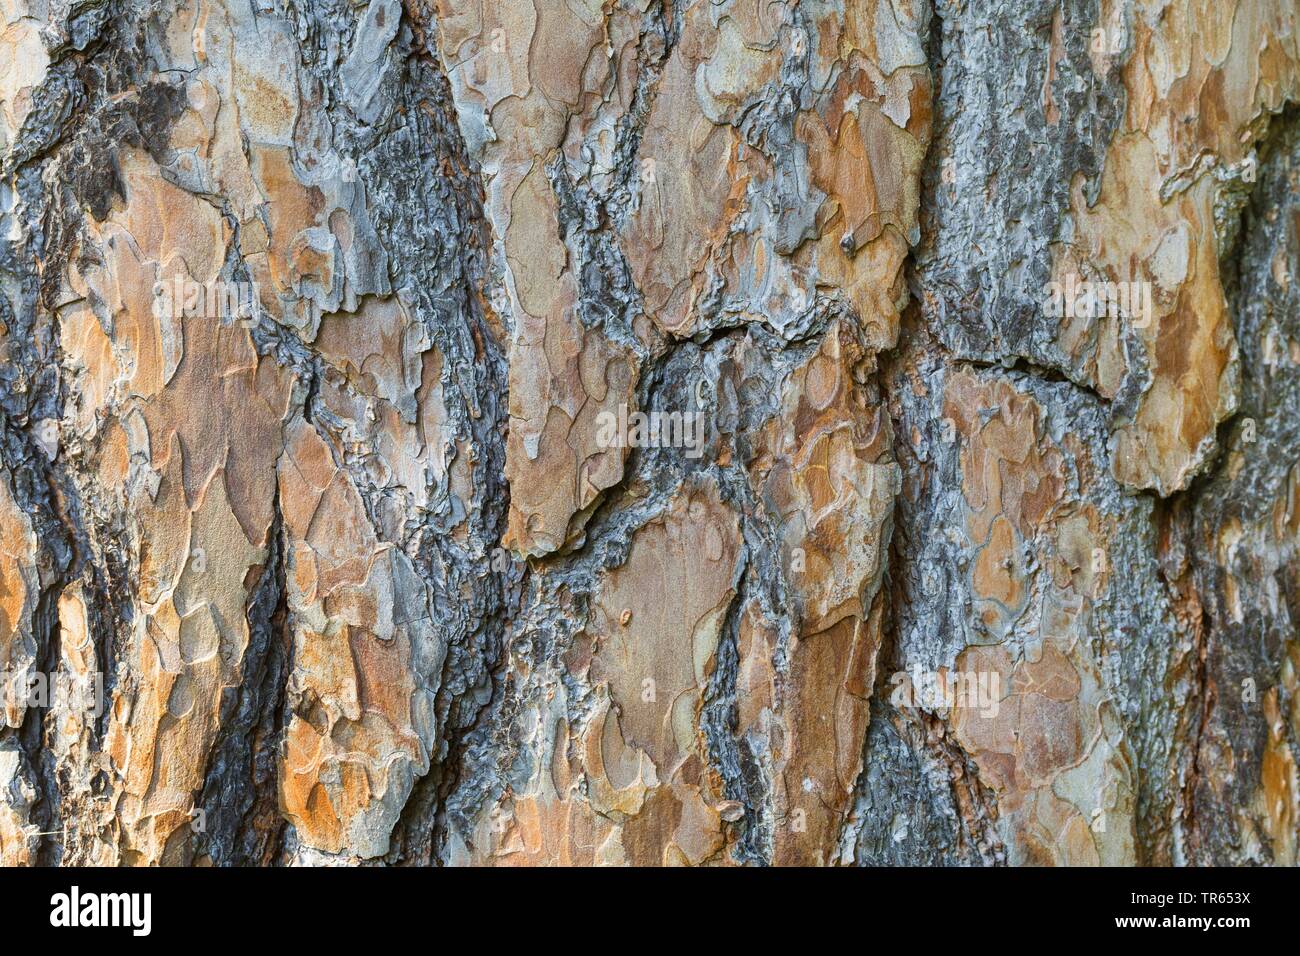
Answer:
0 0 1296 866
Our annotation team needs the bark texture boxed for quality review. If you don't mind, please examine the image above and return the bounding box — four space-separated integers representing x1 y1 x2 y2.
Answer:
0 0 1295 866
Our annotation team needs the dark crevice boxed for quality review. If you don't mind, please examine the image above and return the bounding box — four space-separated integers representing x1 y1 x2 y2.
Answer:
1156 100 1300 864
193 487 291 866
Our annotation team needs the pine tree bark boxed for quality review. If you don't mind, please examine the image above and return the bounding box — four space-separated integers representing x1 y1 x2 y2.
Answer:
0 0 1295 866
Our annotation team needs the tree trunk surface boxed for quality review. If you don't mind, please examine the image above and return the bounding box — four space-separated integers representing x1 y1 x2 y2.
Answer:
0 0 1296 866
